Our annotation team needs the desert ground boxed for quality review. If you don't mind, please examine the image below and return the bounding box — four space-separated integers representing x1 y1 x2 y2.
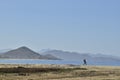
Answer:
0 64 120 80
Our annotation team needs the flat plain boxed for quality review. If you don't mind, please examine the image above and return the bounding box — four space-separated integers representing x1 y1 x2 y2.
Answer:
0 64 120 80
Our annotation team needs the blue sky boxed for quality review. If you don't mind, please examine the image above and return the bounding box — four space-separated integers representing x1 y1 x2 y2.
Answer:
0 0 120 56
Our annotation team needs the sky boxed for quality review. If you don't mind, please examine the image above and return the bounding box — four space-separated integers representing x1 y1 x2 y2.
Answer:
0 0 120 56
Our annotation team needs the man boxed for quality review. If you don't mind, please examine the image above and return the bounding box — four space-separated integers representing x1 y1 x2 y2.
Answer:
83 59 87 65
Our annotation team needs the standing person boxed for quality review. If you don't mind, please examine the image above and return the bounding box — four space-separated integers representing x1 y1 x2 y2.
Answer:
83 59 87 65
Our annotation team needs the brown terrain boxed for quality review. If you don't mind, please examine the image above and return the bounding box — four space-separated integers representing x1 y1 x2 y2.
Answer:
0 64 120 80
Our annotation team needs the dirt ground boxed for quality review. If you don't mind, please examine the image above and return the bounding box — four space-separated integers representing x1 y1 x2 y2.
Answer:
0 64 120 80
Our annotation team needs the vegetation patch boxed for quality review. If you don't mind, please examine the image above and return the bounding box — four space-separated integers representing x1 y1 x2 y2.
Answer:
0 66 87 74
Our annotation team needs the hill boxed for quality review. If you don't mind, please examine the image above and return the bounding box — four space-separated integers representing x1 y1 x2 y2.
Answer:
0 46 59 60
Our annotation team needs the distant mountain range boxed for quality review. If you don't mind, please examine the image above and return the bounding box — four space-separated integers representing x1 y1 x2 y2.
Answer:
0 47 120 65
40 49 91 60
0 47 59 60
40 49 120 66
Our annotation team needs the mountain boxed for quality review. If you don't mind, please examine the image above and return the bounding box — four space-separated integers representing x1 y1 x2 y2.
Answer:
0 46 59 60
40 49 91 60
42 54 61 60
40 49 120 66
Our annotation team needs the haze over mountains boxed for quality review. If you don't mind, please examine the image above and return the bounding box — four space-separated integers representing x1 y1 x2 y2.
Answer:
0 49 12 54
40 49 120 66
40 49 119 60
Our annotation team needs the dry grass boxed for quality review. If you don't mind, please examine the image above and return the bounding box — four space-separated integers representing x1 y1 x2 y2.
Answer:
0 64 120 80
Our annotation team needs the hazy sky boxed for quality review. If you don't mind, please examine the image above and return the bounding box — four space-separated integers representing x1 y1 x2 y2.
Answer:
0 0 120 56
